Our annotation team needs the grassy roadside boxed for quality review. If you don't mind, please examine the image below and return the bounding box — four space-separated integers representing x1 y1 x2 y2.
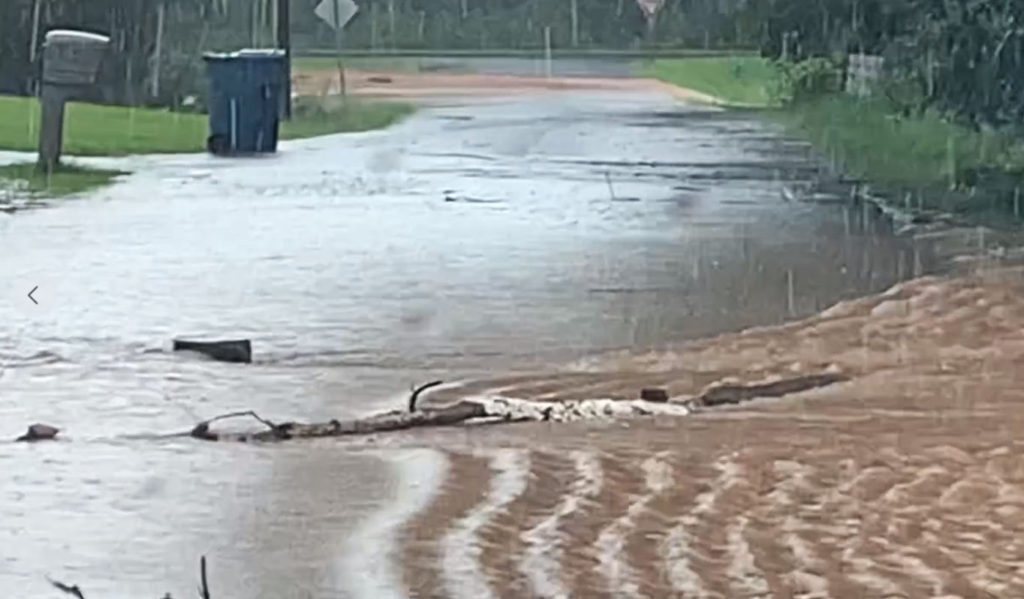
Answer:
781 95 1024 193
0 94 413 156
0 95 208 155
0 94 411 196
0 163 125 197
282 97 413 139
639 56 777 107
644 57 1024 219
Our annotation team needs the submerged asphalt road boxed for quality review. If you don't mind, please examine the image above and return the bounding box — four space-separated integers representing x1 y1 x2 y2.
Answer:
0 87 930 596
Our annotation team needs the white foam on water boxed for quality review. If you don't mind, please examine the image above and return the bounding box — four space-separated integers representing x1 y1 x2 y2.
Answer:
340 448 449 599
662 453 735 595
520 450 603 599
595 452 673 596
441 449 530 599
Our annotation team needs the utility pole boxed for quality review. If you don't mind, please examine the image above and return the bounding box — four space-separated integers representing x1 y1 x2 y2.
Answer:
276 0 291 118
335 0 348 97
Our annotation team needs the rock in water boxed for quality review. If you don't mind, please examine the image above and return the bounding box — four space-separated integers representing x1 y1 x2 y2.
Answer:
16 423 60 442
173 339 252 364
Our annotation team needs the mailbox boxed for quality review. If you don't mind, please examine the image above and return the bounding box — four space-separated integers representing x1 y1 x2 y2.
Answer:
36 29 111 171
42 29 110 86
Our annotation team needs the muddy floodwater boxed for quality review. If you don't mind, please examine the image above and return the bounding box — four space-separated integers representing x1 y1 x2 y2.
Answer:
0 83 935 597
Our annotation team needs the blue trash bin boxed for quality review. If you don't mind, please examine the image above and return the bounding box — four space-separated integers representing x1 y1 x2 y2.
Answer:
203 49 286 155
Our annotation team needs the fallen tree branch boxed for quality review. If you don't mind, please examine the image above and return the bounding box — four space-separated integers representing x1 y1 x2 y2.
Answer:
191 401 488 442
188 373 851 443
46 577 85 599
409 380 444 413
198 555 210 599
694 373 850 408
189 410 286 441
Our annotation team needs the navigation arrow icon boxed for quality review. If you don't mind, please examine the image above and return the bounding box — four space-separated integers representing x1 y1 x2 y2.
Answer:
28 286 38 305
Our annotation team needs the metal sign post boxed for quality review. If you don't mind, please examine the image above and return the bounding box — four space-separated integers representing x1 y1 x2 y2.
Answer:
635 0 666 44
315 0 359 97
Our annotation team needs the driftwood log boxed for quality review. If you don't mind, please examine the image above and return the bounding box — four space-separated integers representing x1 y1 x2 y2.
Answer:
190 402 488 442
184 373 850 443
693 373 849 407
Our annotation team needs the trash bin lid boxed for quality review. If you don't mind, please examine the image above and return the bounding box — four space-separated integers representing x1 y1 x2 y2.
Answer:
204 49 285 61
235 48 286 58
45 29 110 46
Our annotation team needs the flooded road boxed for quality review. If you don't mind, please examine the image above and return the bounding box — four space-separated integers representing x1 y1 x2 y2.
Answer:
0 87 931 596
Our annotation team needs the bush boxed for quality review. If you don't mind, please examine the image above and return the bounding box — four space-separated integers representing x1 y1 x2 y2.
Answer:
770 57 843 105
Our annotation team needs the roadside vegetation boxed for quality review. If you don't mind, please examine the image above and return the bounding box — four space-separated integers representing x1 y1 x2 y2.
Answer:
0 94 410 196
772 58 1024 219
782 94 1024 193
0 95 208 155
0 94 412 156
282 97 413 139
0 162 125 197
646 54 1024 220
640 56 777 107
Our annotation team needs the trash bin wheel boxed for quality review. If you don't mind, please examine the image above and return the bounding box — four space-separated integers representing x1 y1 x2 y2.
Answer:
206 134 229 155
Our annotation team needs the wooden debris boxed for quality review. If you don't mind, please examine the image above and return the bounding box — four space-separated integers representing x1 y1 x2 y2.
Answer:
191 401 488 442
640 388 669 402
188 373 851 443
173 339 252 364
695 373 849 407
46 577 85 599
409 380 444 413
199 556 210 599
16 423 60 442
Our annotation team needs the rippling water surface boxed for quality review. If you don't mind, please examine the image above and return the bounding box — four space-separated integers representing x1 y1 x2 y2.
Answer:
0 83 931 596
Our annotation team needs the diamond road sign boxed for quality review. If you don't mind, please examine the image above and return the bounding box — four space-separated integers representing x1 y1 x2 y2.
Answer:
315 0 359 30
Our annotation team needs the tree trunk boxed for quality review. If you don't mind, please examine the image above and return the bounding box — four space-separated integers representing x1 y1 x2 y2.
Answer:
150 0 164 99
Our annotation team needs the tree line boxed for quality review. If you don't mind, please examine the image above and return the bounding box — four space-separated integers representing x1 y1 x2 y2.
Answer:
2 0 1022 132
0 0 755 105
752 0 1024 131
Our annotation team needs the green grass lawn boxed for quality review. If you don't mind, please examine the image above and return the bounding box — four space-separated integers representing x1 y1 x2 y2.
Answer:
0 162 126 197
782 95 1024 192
640 56 778 107
0 94 411 197
282 98 413 139
0 95 208 155
0 94 413 156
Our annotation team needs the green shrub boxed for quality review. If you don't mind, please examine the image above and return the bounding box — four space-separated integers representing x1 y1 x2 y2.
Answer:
771 57 843 105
